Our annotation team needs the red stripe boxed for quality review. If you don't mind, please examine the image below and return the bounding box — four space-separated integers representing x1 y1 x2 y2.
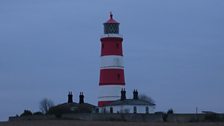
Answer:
99 69 125 84
99 83 125 86
101 38 123 56
100 37 123 42
98 101 113 107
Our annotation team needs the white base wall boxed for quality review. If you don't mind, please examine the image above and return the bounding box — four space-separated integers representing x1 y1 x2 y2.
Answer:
99 105 155 114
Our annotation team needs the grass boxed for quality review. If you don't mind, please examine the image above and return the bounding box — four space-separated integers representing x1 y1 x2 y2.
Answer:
0 120 224 126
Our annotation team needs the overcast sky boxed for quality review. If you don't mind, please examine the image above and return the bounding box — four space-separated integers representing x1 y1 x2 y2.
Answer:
0 0 224 121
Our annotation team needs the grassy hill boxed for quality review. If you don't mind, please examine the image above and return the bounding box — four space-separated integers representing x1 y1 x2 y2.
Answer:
0 120 224 126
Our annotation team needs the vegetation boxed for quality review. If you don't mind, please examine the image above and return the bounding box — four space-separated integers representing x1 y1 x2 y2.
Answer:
20 110 32 117
33 111 44 115
204 113 222 122
162 108 174 122
138 94 155 105
2 120 224 126
167 108 174 114
39 98 54 114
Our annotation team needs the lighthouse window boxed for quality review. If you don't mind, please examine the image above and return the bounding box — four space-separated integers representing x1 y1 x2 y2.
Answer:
116 43 119 48
117 74 120 80
104 24 119 34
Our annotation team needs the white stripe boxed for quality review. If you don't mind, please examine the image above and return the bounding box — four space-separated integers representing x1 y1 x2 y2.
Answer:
101 34 123 39
98 96 120 101
101 55 123 68
98 85 124 101
100 66 123 70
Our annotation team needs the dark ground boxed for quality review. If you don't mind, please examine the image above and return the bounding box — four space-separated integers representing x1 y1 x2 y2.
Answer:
0 120 224 126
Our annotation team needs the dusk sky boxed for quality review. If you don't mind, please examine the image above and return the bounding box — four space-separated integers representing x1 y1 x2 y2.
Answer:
0 0 224 121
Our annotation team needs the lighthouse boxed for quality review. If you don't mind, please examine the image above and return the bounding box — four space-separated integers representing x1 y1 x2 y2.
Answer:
98 13 125 107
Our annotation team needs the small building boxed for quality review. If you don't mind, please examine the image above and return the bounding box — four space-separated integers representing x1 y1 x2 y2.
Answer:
100 89 155 114
48 92 96 117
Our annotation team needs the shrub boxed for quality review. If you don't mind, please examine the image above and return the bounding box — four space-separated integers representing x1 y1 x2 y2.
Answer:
204 113 221 122
167 109 174 114
20 110 32 117
162 113 168 122
33 111 44 115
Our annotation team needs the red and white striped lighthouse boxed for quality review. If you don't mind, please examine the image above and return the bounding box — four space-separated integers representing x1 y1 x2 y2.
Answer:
98 13 125 107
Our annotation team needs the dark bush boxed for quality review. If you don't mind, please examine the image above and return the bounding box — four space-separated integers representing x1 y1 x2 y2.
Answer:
204 113 221 122
20 110 32 117
162 113 168 122
162 109 174 122
167 109 174 114
33 111 44 115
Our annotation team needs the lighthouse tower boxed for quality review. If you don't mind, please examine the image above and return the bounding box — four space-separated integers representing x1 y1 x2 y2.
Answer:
98 13 125 107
